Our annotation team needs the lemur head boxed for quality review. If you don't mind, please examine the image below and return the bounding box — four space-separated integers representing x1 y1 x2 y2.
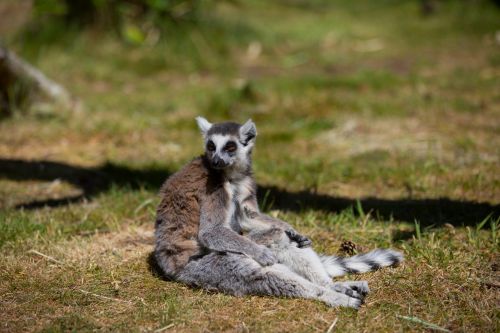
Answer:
196 116 257 171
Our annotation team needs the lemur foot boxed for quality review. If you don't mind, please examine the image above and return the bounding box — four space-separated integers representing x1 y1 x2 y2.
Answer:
331 281 370 300
319 290 363 308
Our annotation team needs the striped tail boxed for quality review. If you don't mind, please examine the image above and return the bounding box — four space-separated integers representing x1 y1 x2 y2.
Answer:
320 249 404 277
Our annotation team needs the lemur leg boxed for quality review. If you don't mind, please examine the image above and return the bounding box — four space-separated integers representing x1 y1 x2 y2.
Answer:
247 228 368 300
177 252 361 308
274 248 367 300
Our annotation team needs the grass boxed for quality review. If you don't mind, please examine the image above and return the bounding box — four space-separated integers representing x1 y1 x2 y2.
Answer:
0 0 499 332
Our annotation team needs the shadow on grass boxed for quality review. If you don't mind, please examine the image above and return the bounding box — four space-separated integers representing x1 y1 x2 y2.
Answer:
146 251 171 281
257 185 500 228
0 158 498 227
0 158 169 209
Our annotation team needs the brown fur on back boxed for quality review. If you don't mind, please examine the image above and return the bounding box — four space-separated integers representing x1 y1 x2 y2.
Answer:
155 156 217 277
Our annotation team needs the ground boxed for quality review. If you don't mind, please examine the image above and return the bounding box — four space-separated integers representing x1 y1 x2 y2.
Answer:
0 0 499 332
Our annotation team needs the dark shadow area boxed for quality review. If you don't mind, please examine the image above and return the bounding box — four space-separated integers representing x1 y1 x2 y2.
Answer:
0 158 169 209
1 158 498 227
257 185 500 227
391 229 418 242
146 251 171 281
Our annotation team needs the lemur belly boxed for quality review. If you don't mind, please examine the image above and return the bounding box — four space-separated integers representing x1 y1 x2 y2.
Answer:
249 229 332 286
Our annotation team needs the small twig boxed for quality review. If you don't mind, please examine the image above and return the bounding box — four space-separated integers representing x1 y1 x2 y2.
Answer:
397 315 451 332
27 249 64 265
78 289 131 304
154 323 175 333
325 317 338 333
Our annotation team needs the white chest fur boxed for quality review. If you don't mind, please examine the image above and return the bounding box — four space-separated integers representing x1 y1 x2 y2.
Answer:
224 176 253 202
223 176 255 229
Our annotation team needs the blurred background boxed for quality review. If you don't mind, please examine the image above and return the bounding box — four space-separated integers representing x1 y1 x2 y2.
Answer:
1 0 498 207
1 1 499 332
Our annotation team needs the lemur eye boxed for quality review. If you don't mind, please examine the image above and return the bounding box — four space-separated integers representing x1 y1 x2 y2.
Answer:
206 141 216 152
224 141 237 152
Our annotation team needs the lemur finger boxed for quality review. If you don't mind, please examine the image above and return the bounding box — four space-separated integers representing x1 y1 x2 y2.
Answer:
285 230 312 247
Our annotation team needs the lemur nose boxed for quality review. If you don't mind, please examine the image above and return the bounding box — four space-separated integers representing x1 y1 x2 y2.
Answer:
213 156 224 167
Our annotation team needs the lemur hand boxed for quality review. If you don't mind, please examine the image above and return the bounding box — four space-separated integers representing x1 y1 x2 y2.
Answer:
254 245 277 266
285 229 312 248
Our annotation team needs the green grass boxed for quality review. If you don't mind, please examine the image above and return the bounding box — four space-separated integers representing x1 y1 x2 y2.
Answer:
1 0 499 332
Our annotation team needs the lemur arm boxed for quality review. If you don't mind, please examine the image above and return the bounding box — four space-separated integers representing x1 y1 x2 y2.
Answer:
241 198 312 248
198 189 276 266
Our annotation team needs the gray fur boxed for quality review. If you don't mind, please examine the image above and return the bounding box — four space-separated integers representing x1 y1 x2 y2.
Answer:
178 252 361 307
247 225 403 300
238 119 257 145
154 117 403 309
208 122 241 136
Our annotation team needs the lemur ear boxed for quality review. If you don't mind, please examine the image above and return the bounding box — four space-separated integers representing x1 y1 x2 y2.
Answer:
239 119 257 145
195 116 212 136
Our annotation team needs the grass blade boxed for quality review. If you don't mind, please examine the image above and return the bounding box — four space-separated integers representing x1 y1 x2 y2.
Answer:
355 200 365 220
397 315 451 332
414 220 422 241
476 213 493 232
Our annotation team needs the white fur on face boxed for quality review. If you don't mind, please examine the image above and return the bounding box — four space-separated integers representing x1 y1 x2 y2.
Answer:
204 133 254 173
209 134 230 153
205 134 238 168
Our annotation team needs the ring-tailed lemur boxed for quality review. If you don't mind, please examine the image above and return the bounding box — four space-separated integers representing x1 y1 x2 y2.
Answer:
154 117 403 308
